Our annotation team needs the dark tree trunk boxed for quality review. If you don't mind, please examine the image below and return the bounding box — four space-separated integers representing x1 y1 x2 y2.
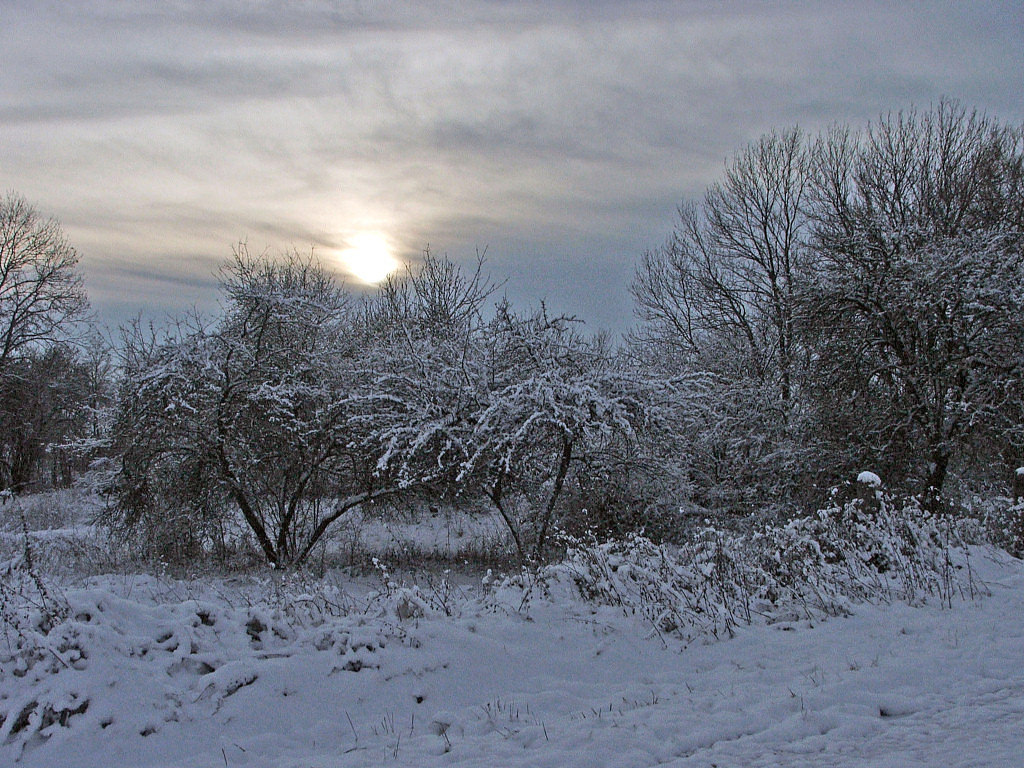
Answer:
923 445 950 511
533 436 573 563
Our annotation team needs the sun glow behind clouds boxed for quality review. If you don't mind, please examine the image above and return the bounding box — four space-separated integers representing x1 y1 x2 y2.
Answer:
339 233 399 284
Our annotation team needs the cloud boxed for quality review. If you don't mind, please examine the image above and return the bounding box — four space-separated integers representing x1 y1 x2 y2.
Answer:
2 1 1021 332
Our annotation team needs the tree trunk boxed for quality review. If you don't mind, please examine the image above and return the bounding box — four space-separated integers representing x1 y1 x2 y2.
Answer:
490 473 526 566
923 445 950 511
533 436 573 563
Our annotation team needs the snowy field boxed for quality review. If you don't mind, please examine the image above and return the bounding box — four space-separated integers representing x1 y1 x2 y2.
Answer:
2 529 1022 768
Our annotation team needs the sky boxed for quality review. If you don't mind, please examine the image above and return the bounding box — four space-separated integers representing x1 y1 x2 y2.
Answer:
1 1 1022 333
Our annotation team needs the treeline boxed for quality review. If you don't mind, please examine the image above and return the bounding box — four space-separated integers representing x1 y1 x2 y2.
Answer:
2 100 1022 568
633 99 1024 507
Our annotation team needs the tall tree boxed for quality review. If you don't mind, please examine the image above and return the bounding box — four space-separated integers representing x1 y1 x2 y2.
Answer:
0 193 88 373
632 129 819 508
633 128 815 408
0 193 89 490
808 100 1024 497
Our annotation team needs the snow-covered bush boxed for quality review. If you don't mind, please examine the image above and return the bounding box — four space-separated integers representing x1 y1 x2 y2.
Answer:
0 489 97 535
974 498 1024 557
0 525 80 756
0 547 68 645
553 492 982 642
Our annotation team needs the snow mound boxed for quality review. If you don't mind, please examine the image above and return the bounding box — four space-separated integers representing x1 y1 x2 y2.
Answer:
857 471 882 487
0 578 407 762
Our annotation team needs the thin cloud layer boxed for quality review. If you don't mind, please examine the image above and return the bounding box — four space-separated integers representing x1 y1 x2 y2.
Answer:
2 1 1021 330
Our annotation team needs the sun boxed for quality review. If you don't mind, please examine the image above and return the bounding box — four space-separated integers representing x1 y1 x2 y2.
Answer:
339 233 399 284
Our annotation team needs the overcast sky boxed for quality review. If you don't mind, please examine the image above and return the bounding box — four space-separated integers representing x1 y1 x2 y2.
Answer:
2 1 1022 332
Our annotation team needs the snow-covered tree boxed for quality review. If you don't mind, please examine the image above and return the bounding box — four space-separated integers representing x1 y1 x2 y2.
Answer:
108 318 233 561
633 103 1024 506
807 100 1024 498
361 250 496 500
109 249 417 566
631 129 821 508
460 303 656 562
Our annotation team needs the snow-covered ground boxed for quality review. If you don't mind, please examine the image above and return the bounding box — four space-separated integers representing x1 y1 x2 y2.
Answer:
3 548 1022 768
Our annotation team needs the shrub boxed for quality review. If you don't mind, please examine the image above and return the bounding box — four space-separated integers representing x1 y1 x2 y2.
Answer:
552 492 982 643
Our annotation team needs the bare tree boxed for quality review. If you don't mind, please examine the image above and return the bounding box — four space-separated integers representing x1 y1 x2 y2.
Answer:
0 193 88 373
631 129 821 509
633 128 815 408
0 193 90 491
0 344 96 490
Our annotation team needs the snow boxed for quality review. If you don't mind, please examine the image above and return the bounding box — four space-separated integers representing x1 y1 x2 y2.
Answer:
856 471 882 487
1015 467 1024 477
3 552 1024 767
